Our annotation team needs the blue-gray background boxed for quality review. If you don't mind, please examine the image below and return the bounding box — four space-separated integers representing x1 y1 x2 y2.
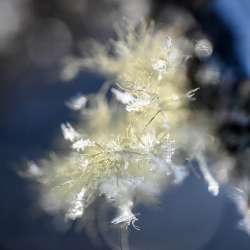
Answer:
1 0 250 249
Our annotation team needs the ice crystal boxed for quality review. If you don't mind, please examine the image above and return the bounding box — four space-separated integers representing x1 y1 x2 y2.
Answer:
111 88 134 105
152 59 167 80
125 94 151 112
137 132 160 152
61 123 80 142
72 138 93 152
66 187 86 220
111 202 139 230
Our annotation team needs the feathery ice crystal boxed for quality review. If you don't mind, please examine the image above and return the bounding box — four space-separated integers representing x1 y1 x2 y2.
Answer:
26 22 219 230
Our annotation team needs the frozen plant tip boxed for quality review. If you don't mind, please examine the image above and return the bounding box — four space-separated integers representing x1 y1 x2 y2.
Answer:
25 21 208 232
111 202 140 230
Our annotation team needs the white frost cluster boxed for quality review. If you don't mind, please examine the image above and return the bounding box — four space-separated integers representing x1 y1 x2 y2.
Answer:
61 123 80 142
111 201 139 230
111 88 134 105
72 138 93 152
111 88 151 112
66 187 86 220
125 94 151 112
152 59 167 80
137 132 160 152
100 177 144 228
61 123 94 153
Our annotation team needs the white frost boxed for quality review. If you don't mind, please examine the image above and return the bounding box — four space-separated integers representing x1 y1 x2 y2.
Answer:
126 95 151 112
152 59 167 80
111 201 139 230
61 123 80 142
197 154 219 196
111 88 134 104
72 138 93 152
66 188 86 220
66 94 87 111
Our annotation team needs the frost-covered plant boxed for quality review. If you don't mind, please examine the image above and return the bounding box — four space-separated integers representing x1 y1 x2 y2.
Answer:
25 22 218 233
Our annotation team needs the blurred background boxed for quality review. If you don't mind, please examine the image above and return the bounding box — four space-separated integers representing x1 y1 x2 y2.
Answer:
1 0 250 249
